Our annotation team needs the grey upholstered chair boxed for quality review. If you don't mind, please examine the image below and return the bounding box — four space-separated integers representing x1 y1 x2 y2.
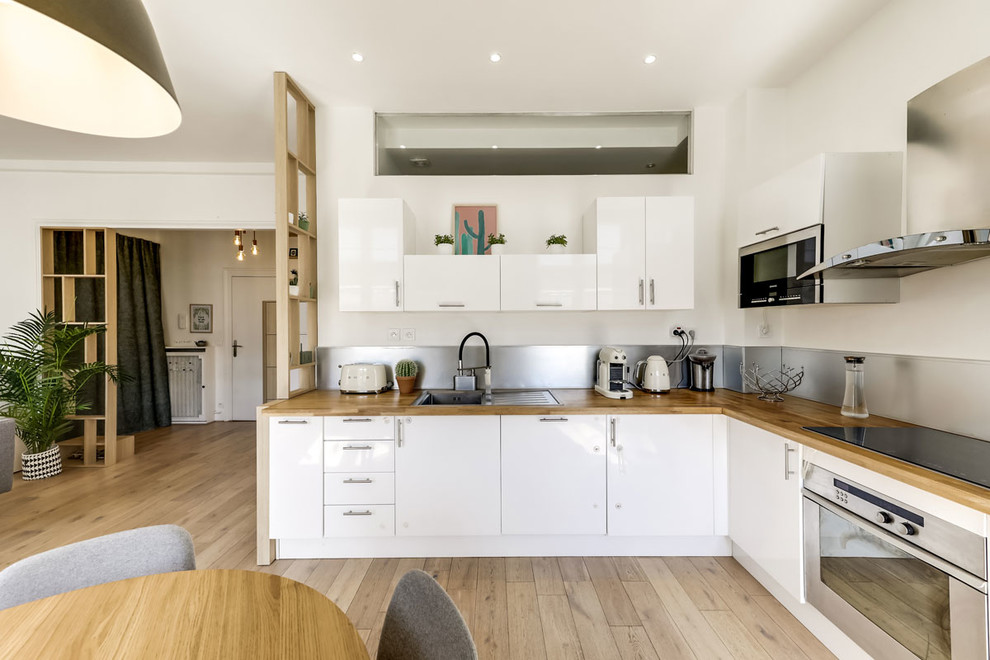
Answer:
0 524 196 610
378 569 478 660
0 418 14 494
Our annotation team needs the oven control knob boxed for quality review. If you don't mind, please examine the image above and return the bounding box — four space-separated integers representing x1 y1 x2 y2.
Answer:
896 522 916 536
875 512 892 524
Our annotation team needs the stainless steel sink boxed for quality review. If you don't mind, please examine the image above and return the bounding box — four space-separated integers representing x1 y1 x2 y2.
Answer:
412 389 560 406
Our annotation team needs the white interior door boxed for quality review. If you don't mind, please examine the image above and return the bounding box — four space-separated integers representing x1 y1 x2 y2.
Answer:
231 275 275 420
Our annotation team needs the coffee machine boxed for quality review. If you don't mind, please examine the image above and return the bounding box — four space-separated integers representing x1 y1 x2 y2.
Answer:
595 347 633 399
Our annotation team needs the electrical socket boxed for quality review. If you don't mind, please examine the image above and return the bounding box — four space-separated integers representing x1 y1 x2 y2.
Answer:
759 322 772 338
387 328 400 343
670 325 693 338
401 328 416 342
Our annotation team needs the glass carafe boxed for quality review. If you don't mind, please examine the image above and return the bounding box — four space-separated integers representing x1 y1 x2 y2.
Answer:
841 356 869 418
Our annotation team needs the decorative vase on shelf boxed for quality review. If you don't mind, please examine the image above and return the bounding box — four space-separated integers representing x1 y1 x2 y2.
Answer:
437 244 453 255
288 284 299 296
547 244 565 254
490 244 504 256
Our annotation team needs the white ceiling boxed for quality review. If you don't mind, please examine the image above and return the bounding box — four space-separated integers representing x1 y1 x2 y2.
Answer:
0 0 891 162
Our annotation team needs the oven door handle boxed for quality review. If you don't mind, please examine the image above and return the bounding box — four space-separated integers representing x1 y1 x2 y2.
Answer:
804 490 988 594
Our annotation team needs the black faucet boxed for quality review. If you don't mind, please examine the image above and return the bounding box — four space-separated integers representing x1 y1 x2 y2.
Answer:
455 332 492 399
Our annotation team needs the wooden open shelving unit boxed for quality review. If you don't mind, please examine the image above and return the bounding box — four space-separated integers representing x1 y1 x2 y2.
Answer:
40 228 133 466
274 72 319 399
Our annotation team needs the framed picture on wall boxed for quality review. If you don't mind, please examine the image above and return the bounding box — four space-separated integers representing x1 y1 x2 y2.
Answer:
189 304 213 333
453 204 498 255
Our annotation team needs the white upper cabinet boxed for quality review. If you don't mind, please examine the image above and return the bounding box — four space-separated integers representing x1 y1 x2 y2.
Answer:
403 255 501 311
585 196 695 310
500 254 597 311
338 199 415 311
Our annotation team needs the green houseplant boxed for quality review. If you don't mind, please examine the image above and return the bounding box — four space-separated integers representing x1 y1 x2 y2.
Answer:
394 359 419 395
434 234 454 255
488 232 506 255
545 234 568 253
0 310 120 480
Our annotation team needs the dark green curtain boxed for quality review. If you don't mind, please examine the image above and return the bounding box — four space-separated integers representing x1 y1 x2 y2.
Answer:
117 235 171 433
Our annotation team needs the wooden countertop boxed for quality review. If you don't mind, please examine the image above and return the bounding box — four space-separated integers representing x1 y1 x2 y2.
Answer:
262 388 990 516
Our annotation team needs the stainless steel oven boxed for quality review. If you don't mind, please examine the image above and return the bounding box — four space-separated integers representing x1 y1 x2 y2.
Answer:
739 224 822 307
804 464 988 659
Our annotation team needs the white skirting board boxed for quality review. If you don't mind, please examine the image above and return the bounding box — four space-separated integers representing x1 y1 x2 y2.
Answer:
732 543 871 660
277 535 732 559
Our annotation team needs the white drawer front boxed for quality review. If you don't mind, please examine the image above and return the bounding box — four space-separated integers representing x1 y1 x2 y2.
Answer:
324 473 395 505
324 440 394 472
324 505 395 537
324 416 395 441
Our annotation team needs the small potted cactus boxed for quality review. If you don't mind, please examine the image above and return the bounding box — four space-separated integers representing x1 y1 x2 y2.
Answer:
545 234 568 254
288 269 299 296
434 234 454 255
395 359 419 395
488 232 506 255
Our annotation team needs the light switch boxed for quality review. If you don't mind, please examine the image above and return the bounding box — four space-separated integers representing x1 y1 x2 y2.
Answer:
178 314 186 329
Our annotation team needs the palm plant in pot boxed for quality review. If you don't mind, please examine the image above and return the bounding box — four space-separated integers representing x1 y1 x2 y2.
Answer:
394 359 419 395
0 310 120 480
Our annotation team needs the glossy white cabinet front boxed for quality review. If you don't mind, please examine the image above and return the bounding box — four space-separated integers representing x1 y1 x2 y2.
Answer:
501 415 606 535
589 197 646 310
607 414 715 536
644 197 694 310
403 255 501 311
338 198 413 311
727 418 804 602
499 254 597 311
269 417 323 538
395 416 501 536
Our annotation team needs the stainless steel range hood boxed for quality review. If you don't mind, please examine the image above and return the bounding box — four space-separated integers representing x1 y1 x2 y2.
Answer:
800 229 990 279
802 55 990 280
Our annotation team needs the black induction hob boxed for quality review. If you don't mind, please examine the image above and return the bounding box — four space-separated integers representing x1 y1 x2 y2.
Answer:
803 426 990 490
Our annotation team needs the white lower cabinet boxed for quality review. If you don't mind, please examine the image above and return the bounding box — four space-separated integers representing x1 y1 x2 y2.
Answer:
727 418 804 602
607 414 715 536
324 505 395 537
269 417 323 539
395 416 501 536
501 415 606 535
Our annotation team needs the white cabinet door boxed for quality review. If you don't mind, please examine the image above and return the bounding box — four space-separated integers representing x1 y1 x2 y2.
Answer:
737 155 825 248
500 255 597 311
727 419 804 602
501 415 606 535
607 415 715 536
593 197 646 310
645 197 694 310
403 255 501 311
269 417 323 538
338 199 413 311
395 416 501 536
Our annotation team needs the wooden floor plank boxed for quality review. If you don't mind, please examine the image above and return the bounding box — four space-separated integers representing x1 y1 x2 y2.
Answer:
611 626 661 660
559 557 591 582
753 596 836 660
450 557 481 591
476 558 511 660
451 589 479 639
326 558 374 611
612 557 648 582
539 594 586 660
507 582 548 660
623 581 697 659
304 558 347 596
714 556 770 596
533 557 566 595
565 581 623 660
347 557 401 629
702 611 773 660
584 557 641 626
507 557 535 582
664 557 729 611
424 557 453 572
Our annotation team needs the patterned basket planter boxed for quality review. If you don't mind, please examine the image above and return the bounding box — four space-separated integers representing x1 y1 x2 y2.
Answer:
21 445 62 481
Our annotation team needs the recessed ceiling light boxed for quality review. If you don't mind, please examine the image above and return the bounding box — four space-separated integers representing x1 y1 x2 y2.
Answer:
489 52 502 63
644 54 657 65
351 52 364 63
492 145 499 149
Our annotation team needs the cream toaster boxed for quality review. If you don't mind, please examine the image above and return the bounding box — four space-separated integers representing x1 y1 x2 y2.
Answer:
339 363 392 394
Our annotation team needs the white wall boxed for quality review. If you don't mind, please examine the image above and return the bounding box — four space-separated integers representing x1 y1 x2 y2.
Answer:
317 106 729 348
745 0 990 359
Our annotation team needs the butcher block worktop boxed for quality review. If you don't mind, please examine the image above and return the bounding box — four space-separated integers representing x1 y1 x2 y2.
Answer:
261 388 990 516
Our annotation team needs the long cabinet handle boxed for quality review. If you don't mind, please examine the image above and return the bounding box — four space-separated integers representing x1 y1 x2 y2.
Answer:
755 226 780 236
343 478 373 484
649 279 655 305
395 281 400 307
539 417 568 423
397 418 404 448
342 418 373 423
536 302 563 307
342 445 373 451
343 510 373 517
610 417 617 447
784 443 797 480
438 303 465 308
638 279 644 305
277 419 308 424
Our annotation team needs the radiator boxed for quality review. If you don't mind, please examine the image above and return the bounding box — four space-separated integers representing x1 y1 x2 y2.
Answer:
167 355 206 422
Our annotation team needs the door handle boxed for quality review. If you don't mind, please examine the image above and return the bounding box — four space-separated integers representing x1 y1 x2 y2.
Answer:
755 226 780 236
638 279 644 305
649 279 655 305
232 340 243 358
784 443 797 480
395 281 400 307
610 417 617 447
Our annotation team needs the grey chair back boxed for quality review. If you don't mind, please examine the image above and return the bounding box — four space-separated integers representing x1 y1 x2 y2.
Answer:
0 524 196 610
378 569 478 660
0 418 14 494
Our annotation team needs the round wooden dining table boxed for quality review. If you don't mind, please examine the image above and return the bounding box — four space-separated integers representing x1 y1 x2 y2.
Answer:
0 569 370 659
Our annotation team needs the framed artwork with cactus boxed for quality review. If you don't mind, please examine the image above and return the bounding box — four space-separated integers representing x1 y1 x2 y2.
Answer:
453 204 498 255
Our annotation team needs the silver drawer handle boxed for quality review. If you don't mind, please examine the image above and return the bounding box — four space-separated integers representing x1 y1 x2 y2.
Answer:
343 478 373 484
277 419 308 424
539 417 568 422
343 510 373 516
438 303 465 308
342 418 373 423
342 445 373 451
536 302 563 307
395 280 400 307
755 226 780 236
784 444 797 480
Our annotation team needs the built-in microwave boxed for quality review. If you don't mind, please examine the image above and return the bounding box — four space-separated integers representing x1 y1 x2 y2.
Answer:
739 225 822 308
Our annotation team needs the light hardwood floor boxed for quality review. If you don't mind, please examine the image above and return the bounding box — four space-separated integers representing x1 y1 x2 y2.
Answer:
0 422 835 659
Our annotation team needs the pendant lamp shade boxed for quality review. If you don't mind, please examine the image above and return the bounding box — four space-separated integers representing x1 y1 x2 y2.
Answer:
0 0 181 137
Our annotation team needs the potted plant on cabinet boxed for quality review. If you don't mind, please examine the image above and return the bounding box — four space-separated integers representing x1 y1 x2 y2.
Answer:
488 233 506 255
546 234 568 254
434 234 454 255
395 359 419 395
289 269 299 296
0 310 120 480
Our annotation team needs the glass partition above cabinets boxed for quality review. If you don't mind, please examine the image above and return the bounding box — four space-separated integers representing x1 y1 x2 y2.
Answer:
376 112 692 176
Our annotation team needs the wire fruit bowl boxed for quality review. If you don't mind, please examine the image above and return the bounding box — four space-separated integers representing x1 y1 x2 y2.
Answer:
743 363 805 402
